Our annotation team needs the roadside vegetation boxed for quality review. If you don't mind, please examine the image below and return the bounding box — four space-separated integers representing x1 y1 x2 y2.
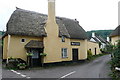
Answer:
105 40 120 80
87 50 107 61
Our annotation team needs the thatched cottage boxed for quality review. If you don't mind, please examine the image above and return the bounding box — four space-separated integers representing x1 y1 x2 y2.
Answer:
110 25 120 45
90 32 109 49
3 0 100 66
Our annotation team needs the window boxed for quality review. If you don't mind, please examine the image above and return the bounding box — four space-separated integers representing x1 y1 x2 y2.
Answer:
62 48 68 58
61 36 65 42
21 39 25 43
89 49 91 51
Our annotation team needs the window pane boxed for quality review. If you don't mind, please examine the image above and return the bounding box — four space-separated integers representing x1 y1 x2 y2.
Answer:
62 48 67 58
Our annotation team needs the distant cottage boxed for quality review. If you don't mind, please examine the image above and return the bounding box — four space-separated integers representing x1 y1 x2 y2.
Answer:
90 32 109 49
110 25 120 45
3 0 101 67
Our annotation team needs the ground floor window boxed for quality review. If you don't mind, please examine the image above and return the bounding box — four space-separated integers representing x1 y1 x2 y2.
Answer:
62 48 68 58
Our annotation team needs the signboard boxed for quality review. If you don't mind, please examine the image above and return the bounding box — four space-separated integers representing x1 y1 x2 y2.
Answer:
71 42 80 46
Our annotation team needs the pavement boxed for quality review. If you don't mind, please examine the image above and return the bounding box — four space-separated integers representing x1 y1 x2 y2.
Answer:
2 54 112 79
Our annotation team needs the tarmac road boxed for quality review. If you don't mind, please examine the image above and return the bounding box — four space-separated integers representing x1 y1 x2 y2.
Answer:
2 54 111 79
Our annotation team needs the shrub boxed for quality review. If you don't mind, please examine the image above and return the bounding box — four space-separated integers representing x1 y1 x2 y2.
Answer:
17 63 27 70
6 58 27 70
87 50 93 60
110 40 120 79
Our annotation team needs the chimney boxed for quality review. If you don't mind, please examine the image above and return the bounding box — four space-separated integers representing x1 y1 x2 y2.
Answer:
92 32 95 37
107 37 110 42
48 0 56 22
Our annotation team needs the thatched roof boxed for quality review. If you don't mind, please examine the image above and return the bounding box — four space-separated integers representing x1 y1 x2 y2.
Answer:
110 25 120 37
25 40 44 48
6 8 87 40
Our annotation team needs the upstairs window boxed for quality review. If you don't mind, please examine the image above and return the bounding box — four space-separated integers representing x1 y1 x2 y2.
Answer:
61 36 65 42
21 39 26 43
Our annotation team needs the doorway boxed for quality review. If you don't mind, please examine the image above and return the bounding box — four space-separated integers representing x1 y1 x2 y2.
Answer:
30 48 43 67
72 49 79 61
95 48 97 55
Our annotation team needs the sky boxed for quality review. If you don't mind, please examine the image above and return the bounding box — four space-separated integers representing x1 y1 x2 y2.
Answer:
0 0 120 31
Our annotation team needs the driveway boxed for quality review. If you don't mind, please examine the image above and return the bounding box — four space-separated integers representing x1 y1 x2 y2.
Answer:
2 54 111 79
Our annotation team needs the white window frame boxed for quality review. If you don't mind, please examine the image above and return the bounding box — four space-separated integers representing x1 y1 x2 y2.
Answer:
62 48 68 58
21 38 26 43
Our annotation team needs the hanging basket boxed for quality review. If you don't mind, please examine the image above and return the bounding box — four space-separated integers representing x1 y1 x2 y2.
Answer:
40 53 47 57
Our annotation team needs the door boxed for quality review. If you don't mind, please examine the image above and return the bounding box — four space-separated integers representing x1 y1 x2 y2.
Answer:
72 49 79 61
31 49 41 66
95 48 97 55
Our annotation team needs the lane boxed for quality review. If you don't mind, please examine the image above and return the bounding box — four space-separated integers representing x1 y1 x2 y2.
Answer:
15 54 111 78
67 55 111 78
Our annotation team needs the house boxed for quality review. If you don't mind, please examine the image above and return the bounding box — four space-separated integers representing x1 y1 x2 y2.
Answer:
87 41 101 55
110 25 120 45
3 0 88 66
90 32 109 49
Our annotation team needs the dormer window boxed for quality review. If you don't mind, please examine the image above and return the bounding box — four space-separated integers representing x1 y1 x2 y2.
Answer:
61 36 65 42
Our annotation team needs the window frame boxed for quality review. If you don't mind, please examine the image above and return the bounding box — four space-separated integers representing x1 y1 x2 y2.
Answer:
62 48 68 58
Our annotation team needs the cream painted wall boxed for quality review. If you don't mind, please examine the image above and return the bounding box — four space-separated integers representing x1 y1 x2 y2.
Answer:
111 36 120 45
3 0 88 64
87 41 101 55
3 36 8 59
3 35 43 61
43 1 72 63
70 39 87 60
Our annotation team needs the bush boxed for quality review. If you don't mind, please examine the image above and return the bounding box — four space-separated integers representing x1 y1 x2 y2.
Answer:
6 58 27 70
110 40 120 79
87 50 93 60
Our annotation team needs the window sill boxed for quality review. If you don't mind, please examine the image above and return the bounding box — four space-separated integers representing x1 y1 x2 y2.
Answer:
62 57 68 59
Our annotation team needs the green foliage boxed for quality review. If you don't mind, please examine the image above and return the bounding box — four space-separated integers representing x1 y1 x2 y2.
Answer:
104 43 114 54
109 40 120 79
7 58 18 69
17 63 26 67
6 58 27 70
40 53 47 56
87 30 113 40
87 50 93 60
26 53 33 56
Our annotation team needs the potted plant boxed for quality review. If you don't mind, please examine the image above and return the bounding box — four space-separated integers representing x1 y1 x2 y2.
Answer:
17 63 26 70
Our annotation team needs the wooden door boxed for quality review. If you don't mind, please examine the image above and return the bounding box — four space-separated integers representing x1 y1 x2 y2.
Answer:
72 49 79 61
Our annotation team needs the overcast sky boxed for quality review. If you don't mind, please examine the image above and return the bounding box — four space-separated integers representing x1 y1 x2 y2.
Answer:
0 0 120 31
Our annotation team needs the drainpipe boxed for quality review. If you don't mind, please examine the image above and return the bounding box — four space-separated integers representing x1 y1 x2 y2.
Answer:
6 34 11 64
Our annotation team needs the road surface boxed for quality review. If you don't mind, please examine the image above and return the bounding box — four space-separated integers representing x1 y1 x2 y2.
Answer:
2 54 111 79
